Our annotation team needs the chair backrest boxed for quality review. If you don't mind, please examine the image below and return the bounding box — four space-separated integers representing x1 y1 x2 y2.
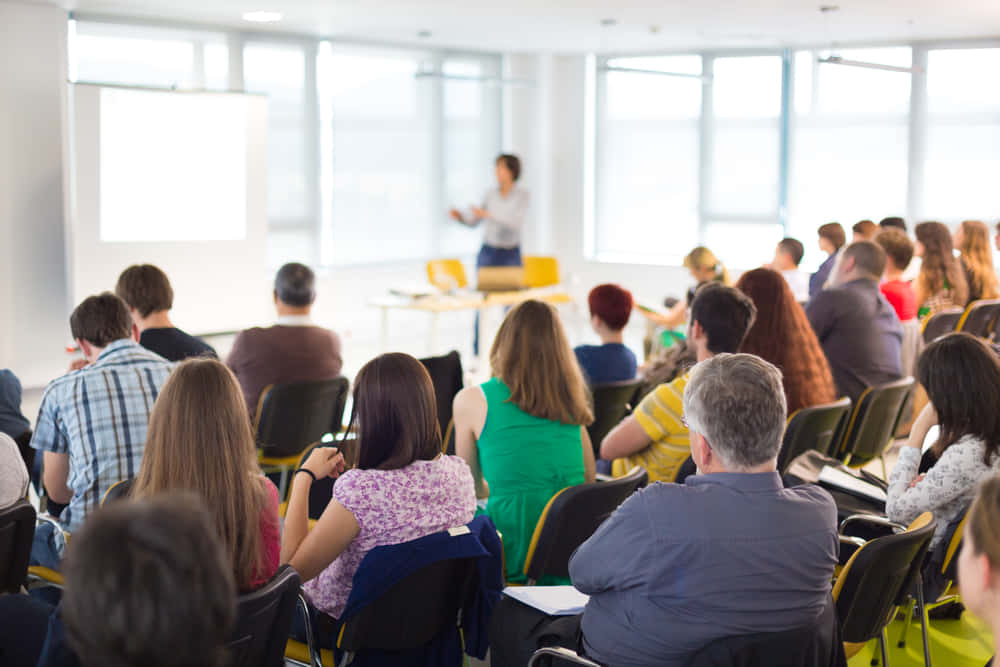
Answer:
524 467 648 583
957 299 1000 342
0 499 35 594
523 256 560 288
419 350 464 440
833 513 937 644
778 398 852 473
586 380 643 457
835 377 914 467
921 307 965 343
922 505 970 602
427 259 469 290
337 556 479 654
255 377 350 458
228 565 301 667
687 594 843 667
102 478 135 505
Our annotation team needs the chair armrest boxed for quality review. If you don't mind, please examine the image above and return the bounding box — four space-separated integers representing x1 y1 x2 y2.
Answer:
26 565 65 591
839 535 867 549
839 514 906 535
528 647 604 667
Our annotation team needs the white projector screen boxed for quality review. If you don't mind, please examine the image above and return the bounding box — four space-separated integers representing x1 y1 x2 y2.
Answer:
70 83 271 334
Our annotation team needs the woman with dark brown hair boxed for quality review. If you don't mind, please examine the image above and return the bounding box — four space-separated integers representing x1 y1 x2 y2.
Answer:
282 353 476 625
132 358 280 591
914 221 969 318
955 219 1000 304
736 268 838 414
454 299 596 583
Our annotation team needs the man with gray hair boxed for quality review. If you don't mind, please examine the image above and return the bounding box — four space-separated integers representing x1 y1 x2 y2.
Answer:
807 240 903 402
568 353 838 666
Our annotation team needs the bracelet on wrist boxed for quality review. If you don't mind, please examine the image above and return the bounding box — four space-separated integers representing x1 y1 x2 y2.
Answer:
294 468 317 482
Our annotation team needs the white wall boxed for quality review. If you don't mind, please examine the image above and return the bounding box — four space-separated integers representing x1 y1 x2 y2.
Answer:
0 2 73 388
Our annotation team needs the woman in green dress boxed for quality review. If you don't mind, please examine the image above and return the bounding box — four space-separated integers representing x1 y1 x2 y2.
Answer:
454 299 595 583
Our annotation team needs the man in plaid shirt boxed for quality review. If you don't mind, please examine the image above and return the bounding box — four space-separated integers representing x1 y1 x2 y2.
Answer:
30 292 173 566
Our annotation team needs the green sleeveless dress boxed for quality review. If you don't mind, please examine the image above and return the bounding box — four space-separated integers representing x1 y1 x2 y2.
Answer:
477 377 585 583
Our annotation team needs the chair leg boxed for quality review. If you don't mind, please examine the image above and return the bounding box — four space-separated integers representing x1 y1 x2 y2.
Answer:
880 628 890 667
338 652 353 667
897 598 915 648
917 577 932 667
278 466 290 499
297 594 323 667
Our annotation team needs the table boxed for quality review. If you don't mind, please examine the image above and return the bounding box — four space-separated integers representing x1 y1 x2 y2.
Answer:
370 288 572 360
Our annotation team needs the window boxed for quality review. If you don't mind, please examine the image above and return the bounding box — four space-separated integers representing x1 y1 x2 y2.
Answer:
921 48 1000 222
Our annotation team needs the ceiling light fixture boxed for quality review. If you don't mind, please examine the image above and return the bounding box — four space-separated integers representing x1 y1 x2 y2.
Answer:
242 11 283 23
817 55 923 74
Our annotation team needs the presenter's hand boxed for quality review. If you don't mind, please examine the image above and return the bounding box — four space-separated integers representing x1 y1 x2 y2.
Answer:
471 207 489 220
302 446 346 479
449 208 464 223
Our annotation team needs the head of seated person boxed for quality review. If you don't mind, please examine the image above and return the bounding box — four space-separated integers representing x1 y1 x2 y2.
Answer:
817 222 846 258
587 283 632 342
132 358 278 591
770 237 804 272
274 262 316 316
852 219 878 243
959 474 1000 650
828 240 887 287
61 493 237 667
875 228 914 280
687 283 758 361
879 216 907 233
114 264 174 330
70 292 137 364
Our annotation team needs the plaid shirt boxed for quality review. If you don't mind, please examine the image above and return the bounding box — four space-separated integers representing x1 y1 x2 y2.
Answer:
31 339 174 531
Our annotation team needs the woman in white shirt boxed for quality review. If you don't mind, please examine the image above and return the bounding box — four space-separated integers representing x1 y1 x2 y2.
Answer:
0 432 28 508
886 332 1000 548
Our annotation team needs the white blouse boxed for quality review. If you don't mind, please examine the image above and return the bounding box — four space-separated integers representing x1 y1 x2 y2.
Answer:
475 185 529 249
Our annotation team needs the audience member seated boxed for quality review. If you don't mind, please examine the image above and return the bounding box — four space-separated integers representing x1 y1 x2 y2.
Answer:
736 268 837 413
886 333 1000 549
0 432 28 508
600 284 756 483
570 354 838 667
809 222 846 299
955 220 999 304
574 283 637 384
879 216 907 233
875 228 918 322
283 353 476 638
227 262 343 415
914 221 969 319
131 358 280 591
958 474 1000 666
995 221 1000 252
0 368 33 472
852 219 878 242
768 237 810 302
115 264 218 362
806 241 903 403
637 246 730 331
30 293 173 566
881 216 923 282
454 300 595 583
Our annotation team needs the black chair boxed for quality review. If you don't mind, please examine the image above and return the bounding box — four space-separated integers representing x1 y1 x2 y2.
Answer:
777 398 852 473
228 564 303 667
586 380 642 458
834 513 937 666
921 308 964 343
0 499 35 594
255 377 350 498
419 351 464 454
523 466 648 585
687 595 845 667
957 299 1000 341
102 478 134 505
834 378 914 471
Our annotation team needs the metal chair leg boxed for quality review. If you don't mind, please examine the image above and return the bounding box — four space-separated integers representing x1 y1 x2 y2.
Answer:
297 594 323 667
897 598 915 648
278 466 290 499
880 628 890 667
917 577 932 667
338 651 354 667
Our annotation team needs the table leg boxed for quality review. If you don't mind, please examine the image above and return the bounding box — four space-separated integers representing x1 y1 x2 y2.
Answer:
477 305 489 365
380 307 389 353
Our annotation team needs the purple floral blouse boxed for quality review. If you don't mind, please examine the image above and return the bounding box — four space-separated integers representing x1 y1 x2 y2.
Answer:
303 455 476 618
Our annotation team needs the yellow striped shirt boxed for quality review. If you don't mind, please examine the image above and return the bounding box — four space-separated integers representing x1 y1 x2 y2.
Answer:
611 372 691 483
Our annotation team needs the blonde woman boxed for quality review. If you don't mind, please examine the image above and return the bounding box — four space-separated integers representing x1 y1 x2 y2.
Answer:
955 220 1000 304
639 246 730 330
132 358 280 591
914 221 969 318
454 300 595 583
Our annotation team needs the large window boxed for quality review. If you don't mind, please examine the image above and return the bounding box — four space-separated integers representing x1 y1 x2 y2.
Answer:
69 20 502 267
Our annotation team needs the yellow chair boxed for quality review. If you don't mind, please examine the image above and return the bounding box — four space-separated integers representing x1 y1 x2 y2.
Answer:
921 307 965 344
426 259 468 290
522 256 560 288
957 298 1000 341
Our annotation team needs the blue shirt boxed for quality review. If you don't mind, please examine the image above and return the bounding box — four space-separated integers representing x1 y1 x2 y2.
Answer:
574 343 637 385
809 252 838 299
31 340 174 531
569 472 838 667
0 369 30 438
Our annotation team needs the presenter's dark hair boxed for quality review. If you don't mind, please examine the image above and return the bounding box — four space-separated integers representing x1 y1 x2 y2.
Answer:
350 353 441 470
496 154 521 181
777 237 805 266
689 283 757 355
70 293 133 347
61 493 237 667
274 262 316 307
115 264 174 317
880 217 907 233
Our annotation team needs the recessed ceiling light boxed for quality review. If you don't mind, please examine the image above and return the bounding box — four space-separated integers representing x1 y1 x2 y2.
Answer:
242 11 282 23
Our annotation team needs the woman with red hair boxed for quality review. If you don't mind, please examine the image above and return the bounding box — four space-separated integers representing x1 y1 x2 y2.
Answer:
736 268 838 414
574 284 638 384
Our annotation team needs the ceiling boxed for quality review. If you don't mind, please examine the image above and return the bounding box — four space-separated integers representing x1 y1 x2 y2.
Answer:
21 0 1000 52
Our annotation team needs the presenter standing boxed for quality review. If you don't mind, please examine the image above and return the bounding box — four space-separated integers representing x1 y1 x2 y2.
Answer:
450 153 529 354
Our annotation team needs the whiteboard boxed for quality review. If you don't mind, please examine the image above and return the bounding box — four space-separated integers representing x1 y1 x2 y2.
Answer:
69 83 272 333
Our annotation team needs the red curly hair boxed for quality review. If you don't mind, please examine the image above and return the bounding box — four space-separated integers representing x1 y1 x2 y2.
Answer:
736 268 838 414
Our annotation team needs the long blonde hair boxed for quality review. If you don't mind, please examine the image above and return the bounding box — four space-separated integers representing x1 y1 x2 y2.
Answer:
958 220 999 302
684 246 731 285
132 358 269 591
490 300 594 426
